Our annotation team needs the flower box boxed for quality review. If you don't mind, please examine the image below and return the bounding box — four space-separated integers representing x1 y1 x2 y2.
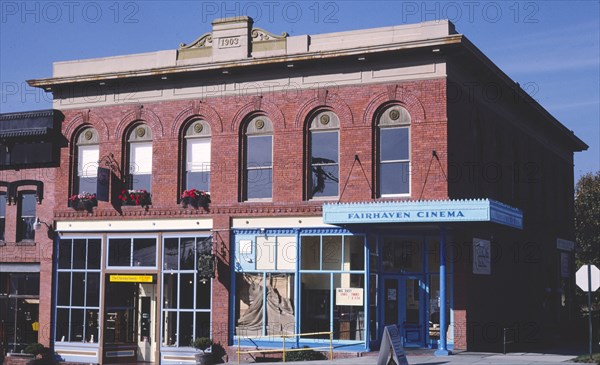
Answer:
181 189 211 210
118 189 152 207
68 192 97 212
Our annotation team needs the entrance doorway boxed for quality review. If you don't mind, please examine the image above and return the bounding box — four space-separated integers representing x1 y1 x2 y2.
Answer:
382 276 425 347
103 277 157 363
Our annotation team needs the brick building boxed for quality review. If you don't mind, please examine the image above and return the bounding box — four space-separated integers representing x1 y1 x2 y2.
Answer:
25 17 587 363
0 110 63 357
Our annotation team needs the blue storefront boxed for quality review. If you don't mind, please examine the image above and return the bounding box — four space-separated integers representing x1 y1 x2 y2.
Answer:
231 199 523 354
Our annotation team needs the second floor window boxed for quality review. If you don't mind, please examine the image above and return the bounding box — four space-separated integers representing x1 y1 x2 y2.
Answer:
76 128 99 195
127 124 152 192
377 105 411 196
18 192 36 241
309 111 339 199
184 120 211 192
243 116 273 200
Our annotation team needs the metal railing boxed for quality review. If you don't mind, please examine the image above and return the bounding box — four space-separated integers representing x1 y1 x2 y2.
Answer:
237 331 334 363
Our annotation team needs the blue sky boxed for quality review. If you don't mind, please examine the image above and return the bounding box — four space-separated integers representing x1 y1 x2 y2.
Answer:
1 0 598 180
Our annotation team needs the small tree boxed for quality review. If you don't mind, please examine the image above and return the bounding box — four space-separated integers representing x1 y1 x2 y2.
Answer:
575 171 600 268
192 337 213 354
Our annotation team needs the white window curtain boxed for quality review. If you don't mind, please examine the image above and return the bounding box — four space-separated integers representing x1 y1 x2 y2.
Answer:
78 145 99 177
130 142 152 174
186 138 211 172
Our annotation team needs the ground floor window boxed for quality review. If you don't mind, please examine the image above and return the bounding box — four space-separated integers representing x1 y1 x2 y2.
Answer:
0 272 39 353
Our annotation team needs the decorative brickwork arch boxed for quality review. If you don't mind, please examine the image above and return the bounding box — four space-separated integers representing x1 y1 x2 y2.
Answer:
294 95 353 129
362 86 426 126
171 100 223 137
230 97 286 132
115 106 163 140
64 110 109 143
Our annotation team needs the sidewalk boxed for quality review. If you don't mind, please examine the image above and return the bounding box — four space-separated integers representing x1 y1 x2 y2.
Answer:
236 351 580 365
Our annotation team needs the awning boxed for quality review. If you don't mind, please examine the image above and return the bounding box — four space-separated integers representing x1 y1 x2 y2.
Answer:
0 127 50 138
323 199 523 229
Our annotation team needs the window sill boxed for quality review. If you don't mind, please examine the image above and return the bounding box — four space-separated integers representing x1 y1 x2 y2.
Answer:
16 240 36 246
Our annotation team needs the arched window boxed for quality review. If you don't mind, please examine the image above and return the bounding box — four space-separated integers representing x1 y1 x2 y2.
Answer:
75 127 99 195
127 124 153 192
377 105 410 196
184 120 211 192
309 111 339 199
243 116 273 200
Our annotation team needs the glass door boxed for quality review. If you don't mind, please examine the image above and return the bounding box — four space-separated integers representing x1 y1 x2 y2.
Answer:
382 276 425 347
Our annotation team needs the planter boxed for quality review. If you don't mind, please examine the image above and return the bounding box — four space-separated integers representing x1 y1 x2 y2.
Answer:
181 190 211 210
71 199 96 212
194 353 213 365
118 189 152 207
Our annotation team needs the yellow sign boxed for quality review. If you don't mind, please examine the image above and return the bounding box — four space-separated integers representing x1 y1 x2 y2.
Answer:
110 275 154 283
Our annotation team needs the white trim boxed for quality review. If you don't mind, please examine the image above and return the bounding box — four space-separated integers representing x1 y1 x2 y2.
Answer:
232 216 334 229
56 218 213 232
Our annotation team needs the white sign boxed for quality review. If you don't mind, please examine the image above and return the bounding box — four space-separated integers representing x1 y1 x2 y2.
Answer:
473 238 491 275
336 288 363 306
576 265 600 292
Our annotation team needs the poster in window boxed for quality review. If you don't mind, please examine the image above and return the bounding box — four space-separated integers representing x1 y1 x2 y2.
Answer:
96 167 110 202
473 238 491 275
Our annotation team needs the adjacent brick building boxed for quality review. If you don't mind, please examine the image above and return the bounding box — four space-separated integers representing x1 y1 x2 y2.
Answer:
23 17 586 363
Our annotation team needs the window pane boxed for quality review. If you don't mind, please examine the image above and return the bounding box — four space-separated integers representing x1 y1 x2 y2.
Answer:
345 236 365 271
277 236 297 271
21 193 36 217
187 138 211 170
301 236 320 270
195 312 211 339
300 273 330 339
162 311 178 346
179 312 194 348
85 309 99 343
380 127 409 161
57 272 71 306
247 135 272 166
58 240 72 269
256 237 276 270
322 236 342 270
86 273 100 307
56 308 70 342
0 195 6 216
71 272 85 307
310 164 338 197
382 237 422 272
311 131 338 163
70 308 84 342
163 274 178 309
265 273 295 336
108 239 131 266
180 238 196 270
133 238 156 267
87 239 101 269
186 171 210 192
72 239 87 270
246 168 272 199
131 173 152 192
196 279 211 310
78 176 97 195
164 238 179 270
235 273 264 337
197 237 212 255
380 162 409 195
180 274 194 309
333 273 365 340
130 142 152 174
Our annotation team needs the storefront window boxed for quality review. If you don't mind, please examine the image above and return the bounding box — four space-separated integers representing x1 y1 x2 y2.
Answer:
161 236 212 348
55 238 101 343
108 237 157 268
382 237 422 272
0 272 40 353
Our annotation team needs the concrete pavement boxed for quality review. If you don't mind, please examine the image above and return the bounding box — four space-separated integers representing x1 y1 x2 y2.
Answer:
236 351 581 364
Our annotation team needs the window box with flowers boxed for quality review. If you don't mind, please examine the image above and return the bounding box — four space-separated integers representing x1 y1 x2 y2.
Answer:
181 189 211 210
68 192 98 212
118 189 152 207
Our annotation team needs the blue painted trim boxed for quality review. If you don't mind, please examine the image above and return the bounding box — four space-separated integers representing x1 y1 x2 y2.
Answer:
438 227 450 355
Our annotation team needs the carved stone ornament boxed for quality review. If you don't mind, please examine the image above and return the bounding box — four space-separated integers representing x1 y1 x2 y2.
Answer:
136 127 146 137
320 114 330 125
255 119 265 129
179 32 213 49
389 109 400 121
194 123 203 133
84 130 94 140
251 28 289 41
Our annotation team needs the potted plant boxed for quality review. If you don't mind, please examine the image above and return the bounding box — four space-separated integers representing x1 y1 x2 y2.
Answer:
68 192 97 212
192 337 213 365
181 189 211 210
118 189 152 207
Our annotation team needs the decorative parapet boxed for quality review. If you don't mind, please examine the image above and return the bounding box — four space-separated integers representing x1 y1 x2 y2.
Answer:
251 28 288 42
179 32 213 49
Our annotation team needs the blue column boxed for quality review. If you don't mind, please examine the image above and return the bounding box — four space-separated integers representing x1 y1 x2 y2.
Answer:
435 226 451 356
